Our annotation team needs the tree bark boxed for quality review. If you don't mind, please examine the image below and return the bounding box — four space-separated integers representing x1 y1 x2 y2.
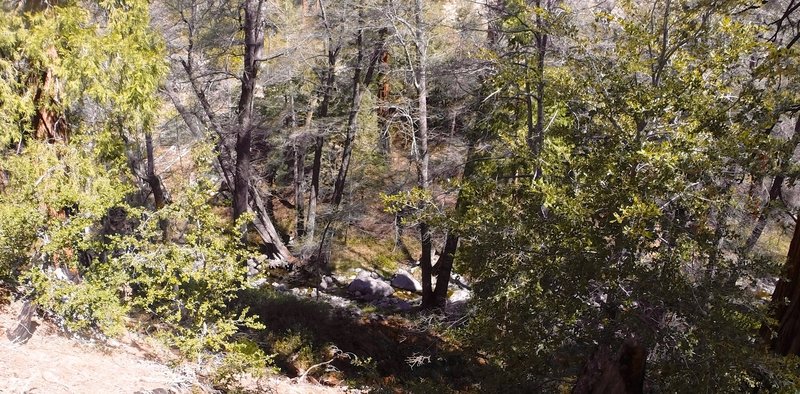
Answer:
376 31 392 156
431 231 456 308
307 135 324 240
744 174 784 253
294 102 314 240
315 26 387 265
175 5 290 261
766 211 800 355
145 131 169 240
429 144 476 308
746 117 800 252
408 0 436 310
573 339 647 394
144 132 167 211
306 0 339 241
233 0 265 225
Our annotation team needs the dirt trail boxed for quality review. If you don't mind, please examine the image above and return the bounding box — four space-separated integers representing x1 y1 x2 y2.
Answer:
0 300 186 393
0 299 362 394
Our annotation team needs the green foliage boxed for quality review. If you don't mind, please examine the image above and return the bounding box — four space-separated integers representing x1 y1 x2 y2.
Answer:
116 179 265 355
212 338 275 389
0 0 167 147
454 0 799 390
0 0 269 382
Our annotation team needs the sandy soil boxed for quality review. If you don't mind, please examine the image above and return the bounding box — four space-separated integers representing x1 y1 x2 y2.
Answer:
0 300 187 394
0 299 362 394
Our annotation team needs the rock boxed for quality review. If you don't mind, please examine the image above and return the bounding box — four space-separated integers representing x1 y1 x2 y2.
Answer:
267 259 290 269
323 294 354 309
449 289 472 303
319 275 336 290
449 273 470 289
391 269 423 293
347 271 394 300
247 266 259 277
374 297 414 312
748 277 777 300
291 287 311 297
251 278 267 288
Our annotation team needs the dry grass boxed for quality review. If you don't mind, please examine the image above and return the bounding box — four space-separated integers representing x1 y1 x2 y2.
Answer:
757 220 793 260
330 235 407 277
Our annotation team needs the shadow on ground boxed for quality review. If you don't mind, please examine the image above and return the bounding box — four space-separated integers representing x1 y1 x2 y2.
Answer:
234 287 495 392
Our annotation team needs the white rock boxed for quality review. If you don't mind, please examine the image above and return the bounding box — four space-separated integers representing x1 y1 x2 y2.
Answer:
391 269 423 293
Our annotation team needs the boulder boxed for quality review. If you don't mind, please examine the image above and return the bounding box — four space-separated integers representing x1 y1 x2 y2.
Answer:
449 289 472 303
347 271 393 300
391 269 423 293
374 297 414 312
449 273 471 289
319 275 337 290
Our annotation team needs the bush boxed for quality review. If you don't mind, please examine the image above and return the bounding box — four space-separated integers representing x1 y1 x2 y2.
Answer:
0 141 270 378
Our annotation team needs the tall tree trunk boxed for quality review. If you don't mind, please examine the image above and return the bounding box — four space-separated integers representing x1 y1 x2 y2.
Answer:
316 27 386 265
330 30 365 208
176 4 290 261
307 0 339 241
431 231 456 307
294 102 314 240
573 339 647 394
747 117 800 252
145 131 169 240
316 29 368 265
411 0 436 310
144 132 167 211
744 175 784 253
526 0 547 158
763 117 800 351
307 136 323 240
766 208 800 355
376 31 392 156
430 144 476 308
233 0 265 225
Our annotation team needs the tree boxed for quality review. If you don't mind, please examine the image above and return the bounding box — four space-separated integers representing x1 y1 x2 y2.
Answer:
161 0 292 260
233 0 266 223
456 0 789 390
387 0 437 307
313 5 388 267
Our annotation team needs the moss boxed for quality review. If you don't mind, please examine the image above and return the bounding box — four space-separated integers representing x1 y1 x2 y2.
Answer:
757 222 793 260
331 235 405 277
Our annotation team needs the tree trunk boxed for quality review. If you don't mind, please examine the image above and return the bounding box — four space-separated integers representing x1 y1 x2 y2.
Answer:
376 33 391 156
233 0 265 225
526 0 547 158
316 27 387 265
744 174 784 253
747 117 800 252
145 131 169 240
431 232 456 308
306 2 339 240
429 144 476 308
144 132 167 210
330 44 364 208
294 103 314 240
573 339 647 394
307 136 323 240
32 48 68 144
766 214 800 355
176 11 290 261
406 0 437 310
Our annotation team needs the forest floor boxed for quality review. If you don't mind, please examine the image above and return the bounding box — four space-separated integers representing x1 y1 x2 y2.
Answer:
0 298 360 393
